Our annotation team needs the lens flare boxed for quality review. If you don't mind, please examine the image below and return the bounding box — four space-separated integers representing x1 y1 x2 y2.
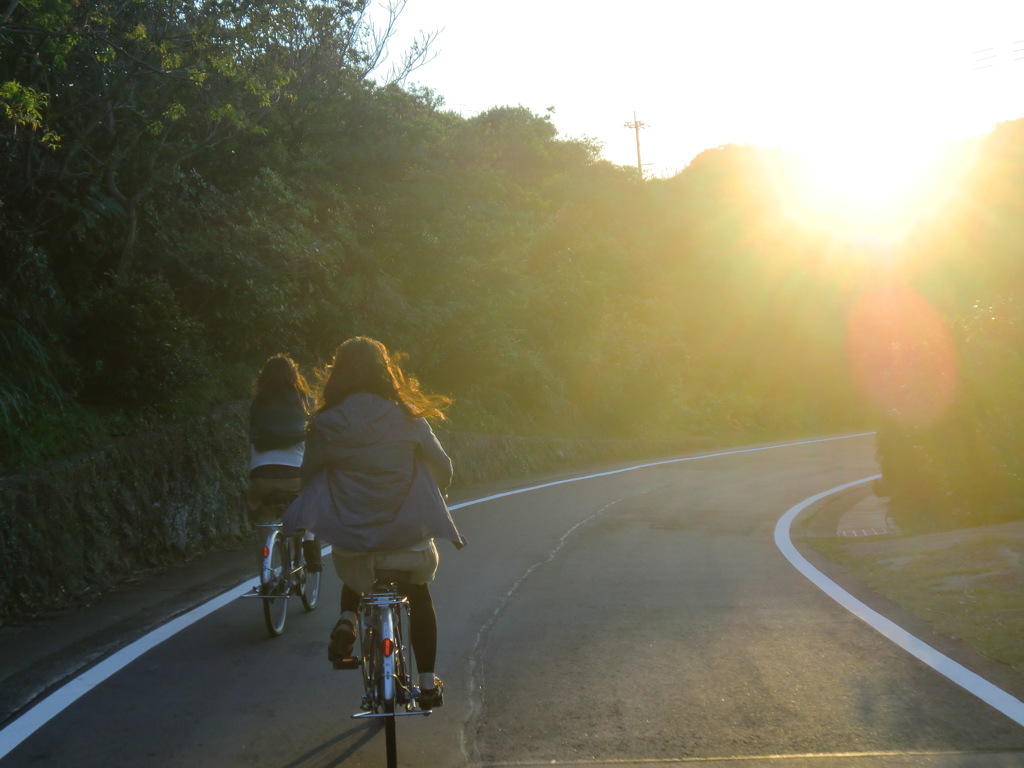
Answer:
846 285 957 425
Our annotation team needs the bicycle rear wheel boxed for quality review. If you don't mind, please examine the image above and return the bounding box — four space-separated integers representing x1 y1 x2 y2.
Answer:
384 698 397 768
262 533 288 637
392 605 411 706
300 536 321 611
381 604 399 768
359 617 377 711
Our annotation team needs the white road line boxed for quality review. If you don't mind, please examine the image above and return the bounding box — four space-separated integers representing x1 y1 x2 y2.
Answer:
448 433 876 511
0 432 868 758
0 578 249 760
0 542 332 762
775 477 1024 729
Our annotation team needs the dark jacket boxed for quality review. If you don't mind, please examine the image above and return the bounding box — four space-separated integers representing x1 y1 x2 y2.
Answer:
283 393 464 552
249 393 314 451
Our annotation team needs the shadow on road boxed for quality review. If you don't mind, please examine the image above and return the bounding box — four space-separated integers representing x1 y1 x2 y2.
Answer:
280 719 381 768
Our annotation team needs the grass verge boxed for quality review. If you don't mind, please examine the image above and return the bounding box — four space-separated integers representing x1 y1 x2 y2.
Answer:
809 524 1024 675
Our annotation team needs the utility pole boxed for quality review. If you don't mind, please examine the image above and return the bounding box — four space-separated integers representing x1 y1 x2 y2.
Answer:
623 111 647 179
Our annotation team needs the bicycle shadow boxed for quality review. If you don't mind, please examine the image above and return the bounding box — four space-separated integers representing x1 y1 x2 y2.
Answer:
278 719 382 768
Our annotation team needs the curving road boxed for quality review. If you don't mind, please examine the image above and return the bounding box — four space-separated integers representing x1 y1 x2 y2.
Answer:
3 434 1024 767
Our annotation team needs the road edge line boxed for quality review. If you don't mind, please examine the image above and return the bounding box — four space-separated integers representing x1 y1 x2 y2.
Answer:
774 476 1024 728
448 433 875 511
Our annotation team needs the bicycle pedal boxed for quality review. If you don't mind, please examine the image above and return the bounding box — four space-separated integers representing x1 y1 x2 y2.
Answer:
332 656 361 670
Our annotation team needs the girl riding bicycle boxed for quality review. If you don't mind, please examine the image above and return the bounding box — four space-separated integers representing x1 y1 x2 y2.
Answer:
247 354 320 570
284 336 464 710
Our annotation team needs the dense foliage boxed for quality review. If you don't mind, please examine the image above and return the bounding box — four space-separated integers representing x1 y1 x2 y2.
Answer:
869 123 1024 530
3 0 1023 531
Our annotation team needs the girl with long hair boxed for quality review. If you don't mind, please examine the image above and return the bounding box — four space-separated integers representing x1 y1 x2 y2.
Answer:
285 337 463 710
247 354 320 568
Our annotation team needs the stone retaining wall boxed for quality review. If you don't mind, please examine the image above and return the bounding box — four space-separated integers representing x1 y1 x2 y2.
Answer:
0 405 703 625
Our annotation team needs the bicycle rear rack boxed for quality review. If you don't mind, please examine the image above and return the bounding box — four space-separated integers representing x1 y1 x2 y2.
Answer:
352 709 431 720
239 587 294 601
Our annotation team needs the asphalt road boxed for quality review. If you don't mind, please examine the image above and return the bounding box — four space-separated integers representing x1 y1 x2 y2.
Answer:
4 434 1024 767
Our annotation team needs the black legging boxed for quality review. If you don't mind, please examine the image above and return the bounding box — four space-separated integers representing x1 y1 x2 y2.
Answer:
341 582 438 674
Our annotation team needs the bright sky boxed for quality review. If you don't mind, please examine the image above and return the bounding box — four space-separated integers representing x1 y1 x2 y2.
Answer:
374 0 1024 178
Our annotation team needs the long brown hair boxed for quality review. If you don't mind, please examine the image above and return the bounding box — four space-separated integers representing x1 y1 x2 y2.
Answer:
319 337 451 420
253 354 314 412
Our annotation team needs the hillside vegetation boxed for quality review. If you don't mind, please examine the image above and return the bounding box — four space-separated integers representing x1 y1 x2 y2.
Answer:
3 0 1024 532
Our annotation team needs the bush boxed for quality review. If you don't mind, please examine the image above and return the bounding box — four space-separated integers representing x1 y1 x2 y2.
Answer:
70 276 208 408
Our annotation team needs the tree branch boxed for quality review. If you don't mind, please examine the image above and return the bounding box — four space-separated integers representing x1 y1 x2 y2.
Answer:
2 0 21 25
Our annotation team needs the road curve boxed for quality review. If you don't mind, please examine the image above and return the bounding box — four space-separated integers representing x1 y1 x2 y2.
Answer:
3 434 1023 767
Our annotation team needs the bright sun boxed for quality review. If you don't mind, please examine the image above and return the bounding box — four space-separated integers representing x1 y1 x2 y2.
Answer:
801 144 930 208
782 132 962 243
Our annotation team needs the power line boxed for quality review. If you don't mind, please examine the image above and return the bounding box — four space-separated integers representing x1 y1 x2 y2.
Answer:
973 47 997 69
972 39 1024 69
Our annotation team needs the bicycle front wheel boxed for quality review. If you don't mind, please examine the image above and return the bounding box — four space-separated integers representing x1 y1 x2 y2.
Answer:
262 533 288 637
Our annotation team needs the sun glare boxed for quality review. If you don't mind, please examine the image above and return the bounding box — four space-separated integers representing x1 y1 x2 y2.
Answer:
801 143 930 208
782 132 961 244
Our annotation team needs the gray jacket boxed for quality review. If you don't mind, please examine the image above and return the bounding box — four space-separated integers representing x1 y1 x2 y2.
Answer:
283 393 465 552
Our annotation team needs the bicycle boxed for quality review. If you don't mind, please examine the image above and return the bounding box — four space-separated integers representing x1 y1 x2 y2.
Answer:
241 490 322 637
335 569 432 768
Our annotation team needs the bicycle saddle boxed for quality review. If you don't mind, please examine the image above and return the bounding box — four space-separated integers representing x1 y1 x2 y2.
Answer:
373 569 411 586
262 490 297 506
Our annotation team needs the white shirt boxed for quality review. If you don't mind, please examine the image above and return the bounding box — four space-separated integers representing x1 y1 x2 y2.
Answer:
250 442 304 471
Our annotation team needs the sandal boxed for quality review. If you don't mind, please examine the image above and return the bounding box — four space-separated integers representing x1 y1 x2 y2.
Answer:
328 616 357 668
416 678 444 711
